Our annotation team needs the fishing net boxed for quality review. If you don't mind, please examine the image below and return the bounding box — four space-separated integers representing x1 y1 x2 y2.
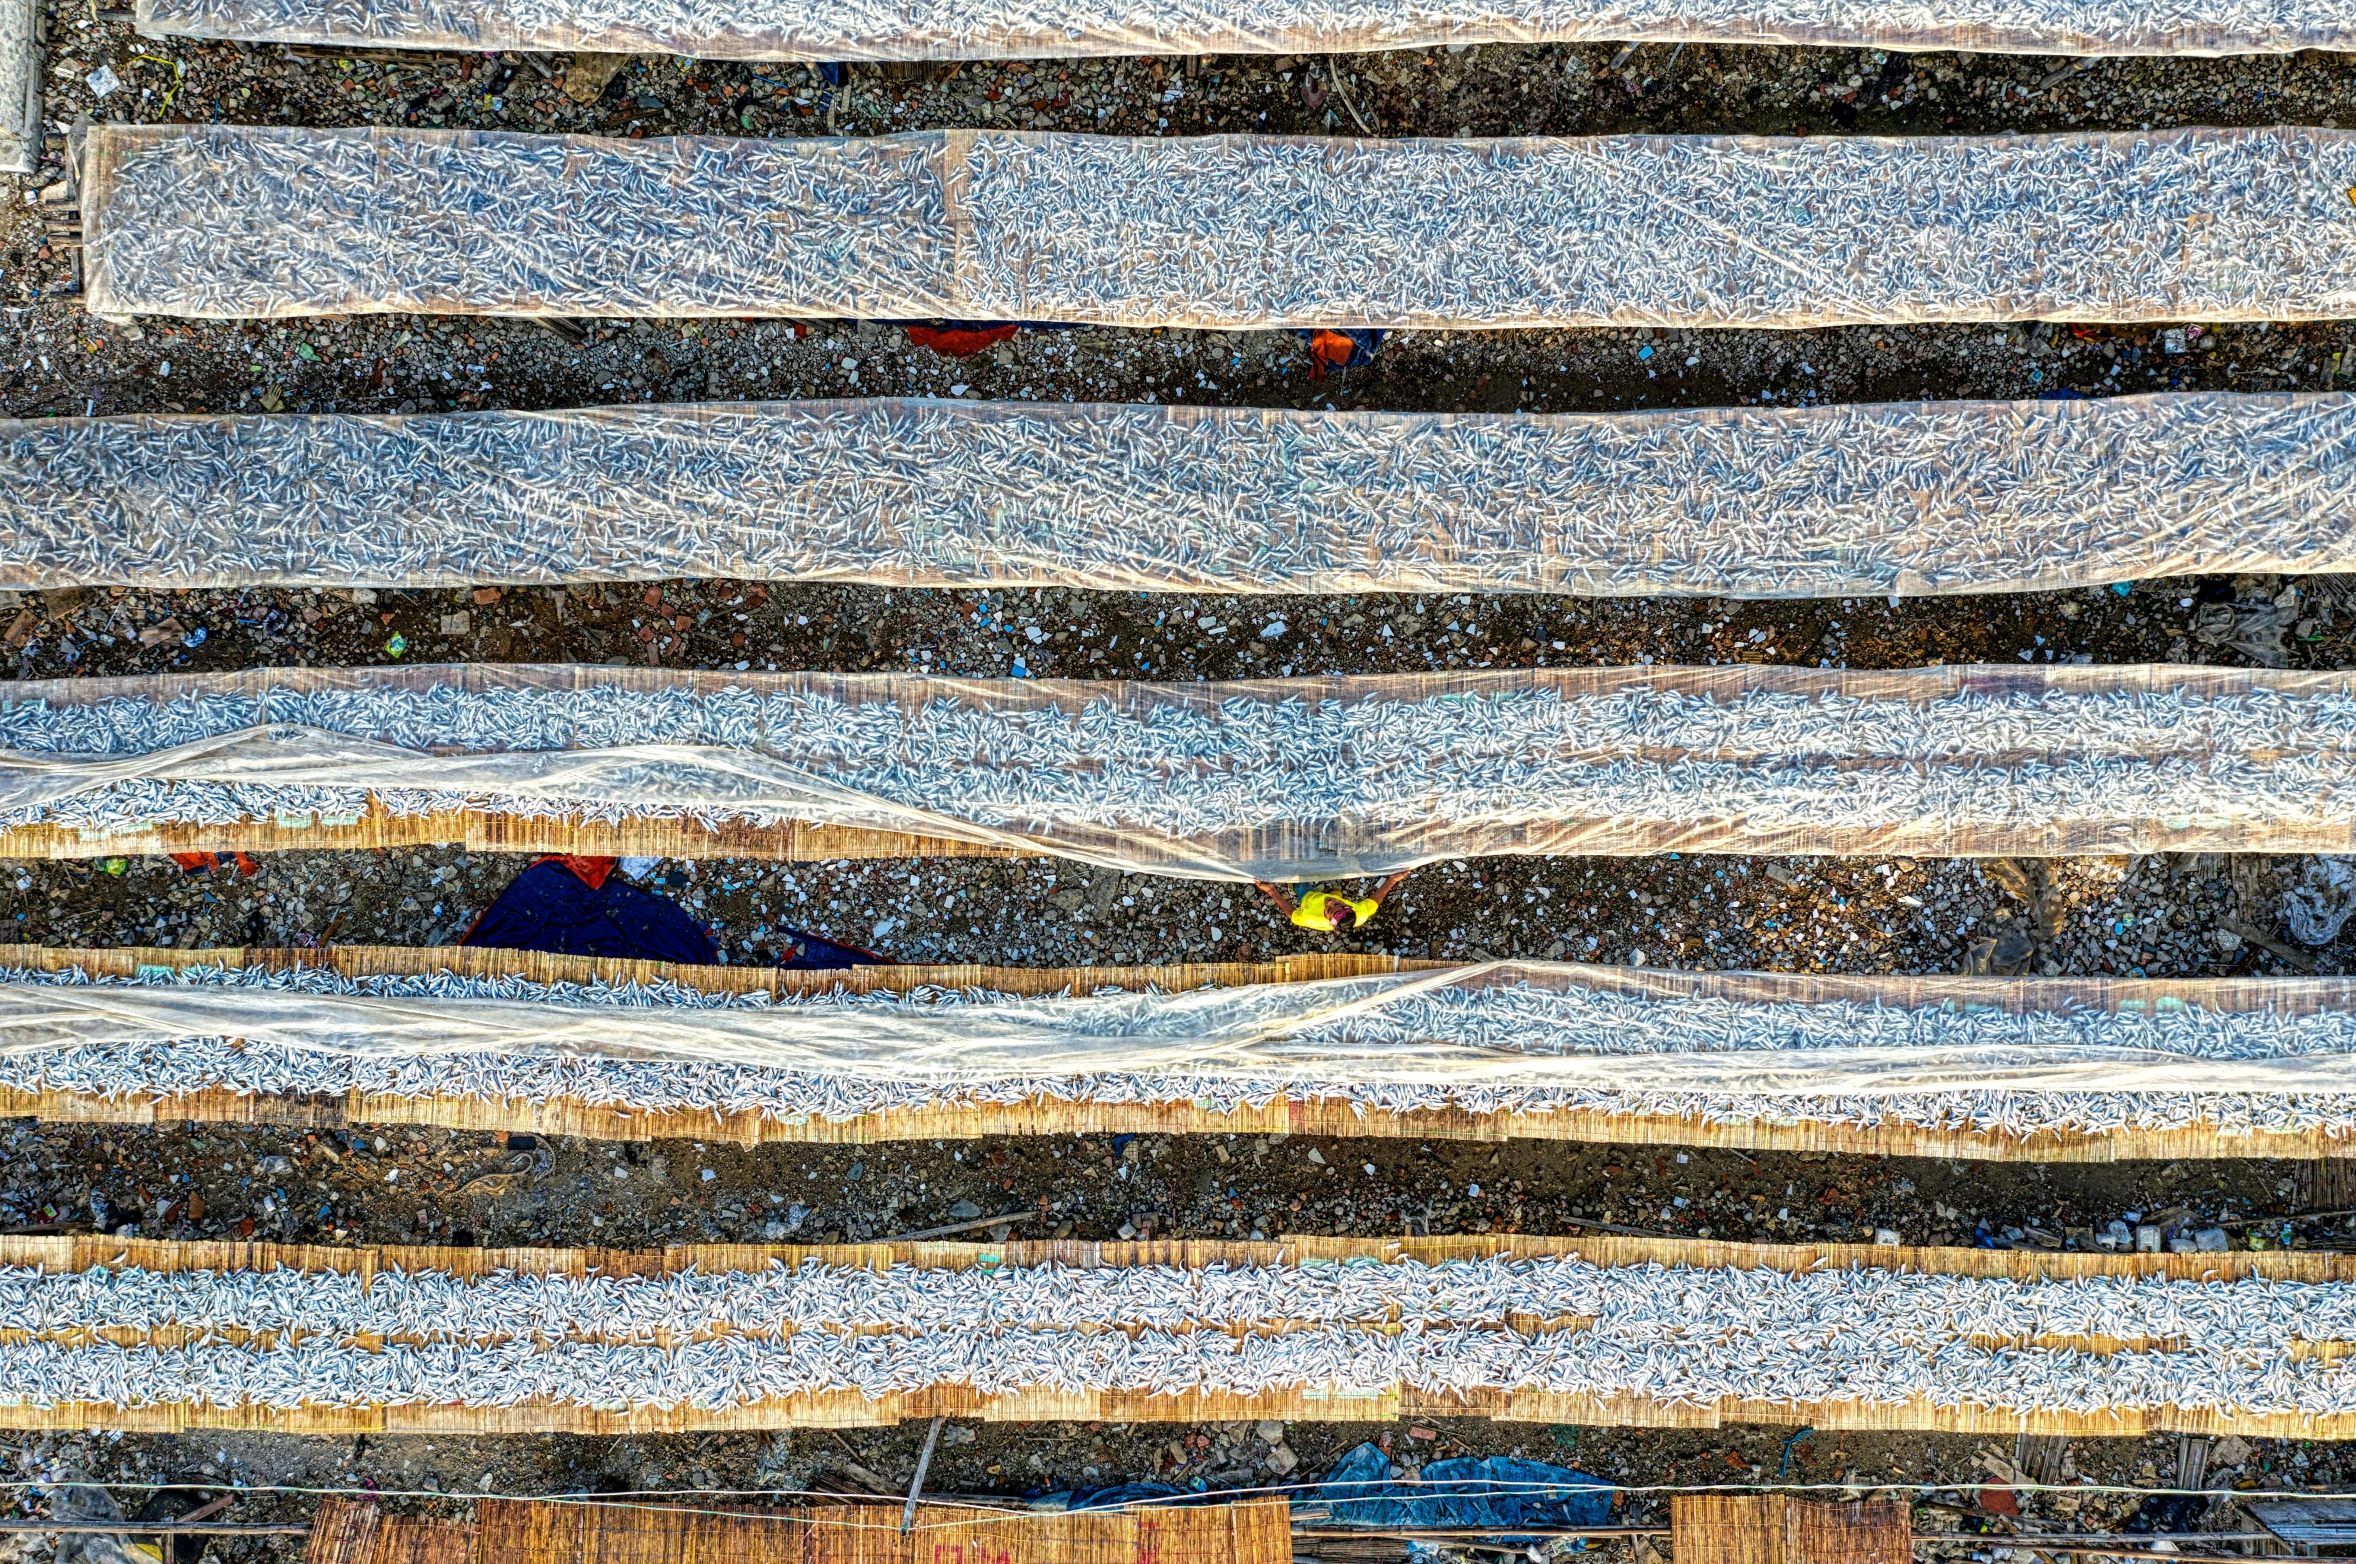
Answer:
122 0 2356 61
80 124 2356 326
8 392 2356 598
5 663 2356 879
6 1233 2356 1428
15 956 2356 1147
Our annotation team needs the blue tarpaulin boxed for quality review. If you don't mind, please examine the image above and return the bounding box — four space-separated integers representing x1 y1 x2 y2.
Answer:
1050 1442 1611 1546
1294 1443 1613 1537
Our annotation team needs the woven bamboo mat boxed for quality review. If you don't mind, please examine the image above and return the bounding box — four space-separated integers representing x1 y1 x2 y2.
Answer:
1671 1498 1911 1564
5 1079 2344 1163
310 1497 1293 1564
0 940 1418 994
21 1391 2356 1438
0 802 1010 864
1 1383 2346 1439
20 1228 2349 1282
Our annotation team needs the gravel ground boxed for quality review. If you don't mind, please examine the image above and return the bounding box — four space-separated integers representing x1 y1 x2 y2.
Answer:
0 1116 2318 1249
0 845 2338 977
0 572 2350 683
0 575 2348 685
5 0 2356 1524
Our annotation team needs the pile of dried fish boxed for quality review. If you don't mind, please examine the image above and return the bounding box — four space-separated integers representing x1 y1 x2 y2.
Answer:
127 0 2356 64
84 125 2356 326
15 961 2356 1144
6 1249 2356 1419
7 394 2356 598
2 667 2356 876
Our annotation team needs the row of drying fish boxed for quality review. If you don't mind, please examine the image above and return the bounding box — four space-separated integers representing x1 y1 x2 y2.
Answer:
12 959 2356 1148
121 0 2356 62
79 125 2356 328
5 393 2354 599
4 1249 2355 1419
1 667 2355 877
27 667 2356 762
3 1251 2350 1342
25 1329 2356 1418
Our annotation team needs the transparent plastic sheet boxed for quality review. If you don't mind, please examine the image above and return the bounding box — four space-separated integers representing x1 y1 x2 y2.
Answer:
11 393 2356 598
9 1235 2356 1423
80 124 2356 326
20 962 2356 1148
119 0 2356 61
9 663 2356 879
0 0 34 176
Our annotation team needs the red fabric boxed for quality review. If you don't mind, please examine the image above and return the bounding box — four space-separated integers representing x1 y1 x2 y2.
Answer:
906 323 1020 357
1306 329 1359 379
535 853 619 890
169 851 257 877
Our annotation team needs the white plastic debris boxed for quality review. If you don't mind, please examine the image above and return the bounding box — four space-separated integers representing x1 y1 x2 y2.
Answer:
2285 856 2356 945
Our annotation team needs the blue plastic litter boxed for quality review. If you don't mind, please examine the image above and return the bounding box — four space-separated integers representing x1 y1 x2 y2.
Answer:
1042 1484 1189 1511
1293 1443 1612 1539
1044 1442 1611 1547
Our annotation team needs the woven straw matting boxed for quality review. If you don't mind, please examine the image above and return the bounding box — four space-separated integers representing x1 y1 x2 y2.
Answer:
5 943 2356 1163
1670 1498 1911 1564
0 801 1009 865
307 1496 1293 1564
4 1232 2353 1438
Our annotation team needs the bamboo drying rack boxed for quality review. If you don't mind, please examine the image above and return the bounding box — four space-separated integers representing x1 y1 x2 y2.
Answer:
17 661 2356 867
7 942 2356 1163
1 1231 2351 1439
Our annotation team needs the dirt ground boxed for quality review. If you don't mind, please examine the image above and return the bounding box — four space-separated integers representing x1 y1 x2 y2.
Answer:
0 1113 2325 1250
4 0 2356 1536
0 1417 2339 1564
0 844 2341 976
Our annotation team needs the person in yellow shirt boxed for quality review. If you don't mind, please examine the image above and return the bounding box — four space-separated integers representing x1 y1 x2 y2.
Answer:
1254 871 1413 933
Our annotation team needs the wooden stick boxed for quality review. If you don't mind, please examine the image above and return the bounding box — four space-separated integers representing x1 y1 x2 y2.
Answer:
903 1417 947 1534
